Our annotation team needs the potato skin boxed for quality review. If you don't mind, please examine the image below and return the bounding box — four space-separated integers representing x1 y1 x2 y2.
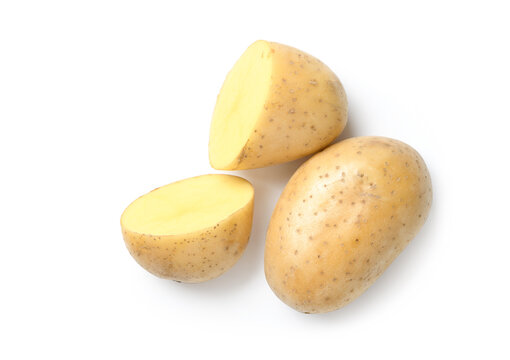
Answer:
225 41 347 170
122 197 253 283
264 137 432 313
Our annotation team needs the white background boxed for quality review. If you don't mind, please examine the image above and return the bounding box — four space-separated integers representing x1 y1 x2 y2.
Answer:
1 1 509 359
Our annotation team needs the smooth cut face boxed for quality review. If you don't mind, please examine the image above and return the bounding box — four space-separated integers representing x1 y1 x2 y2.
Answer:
121 174 254 236
121 174 255 283
209 40 348 170
209 40 273 169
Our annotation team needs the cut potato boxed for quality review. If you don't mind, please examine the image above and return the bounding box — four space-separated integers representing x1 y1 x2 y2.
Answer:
209 40 348 170
264 137 432 313
121 174 254 283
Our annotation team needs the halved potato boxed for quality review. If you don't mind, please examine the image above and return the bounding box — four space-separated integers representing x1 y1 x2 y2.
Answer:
121 174 254 283
209 40 348 170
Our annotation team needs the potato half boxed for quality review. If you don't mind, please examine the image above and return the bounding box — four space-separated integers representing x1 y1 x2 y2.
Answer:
209 40 348 170
121 174 254 283
265 137 432 313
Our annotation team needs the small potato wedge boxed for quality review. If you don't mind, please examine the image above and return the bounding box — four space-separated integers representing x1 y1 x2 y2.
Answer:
209 40 347 170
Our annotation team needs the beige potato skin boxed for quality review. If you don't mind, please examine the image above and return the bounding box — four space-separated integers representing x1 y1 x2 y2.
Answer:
265 137 432 313
214 41 347 170
122 197 254 283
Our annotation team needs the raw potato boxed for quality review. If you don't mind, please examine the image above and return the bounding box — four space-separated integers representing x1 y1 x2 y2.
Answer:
209 40 347 170
264 137 432 313
121 174 254 283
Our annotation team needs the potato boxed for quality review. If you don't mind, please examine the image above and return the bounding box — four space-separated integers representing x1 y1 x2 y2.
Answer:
209 40 348 170
264 137 432 313
121 174 254 283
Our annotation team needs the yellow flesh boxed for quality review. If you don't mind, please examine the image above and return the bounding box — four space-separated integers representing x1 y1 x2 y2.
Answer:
209 40 273 168
121 175 253 236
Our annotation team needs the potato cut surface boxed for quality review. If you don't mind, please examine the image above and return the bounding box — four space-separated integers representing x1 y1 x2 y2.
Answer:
209 40 273 169
121 174 253 236
209 40 347 170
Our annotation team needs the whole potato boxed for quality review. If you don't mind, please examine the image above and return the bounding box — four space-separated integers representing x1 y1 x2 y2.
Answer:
209 40 347 170
264 137 432 313
121 174 254 283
